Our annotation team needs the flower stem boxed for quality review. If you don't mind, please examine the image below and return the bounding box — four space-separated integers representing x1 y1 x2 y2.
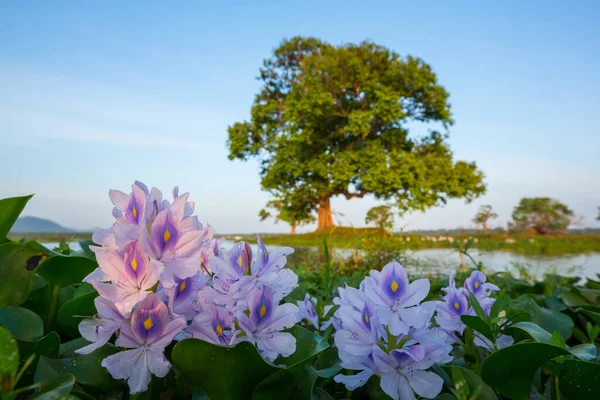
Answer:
46 284 61 332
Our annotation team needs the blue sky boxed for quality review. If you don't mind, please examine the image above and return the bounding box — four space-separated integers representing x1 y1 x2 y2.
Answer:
1 1 599 233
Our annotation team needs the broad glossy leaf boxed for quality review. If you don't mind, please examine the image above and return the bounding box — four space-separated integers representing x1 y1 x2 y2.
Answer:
567 344 597 361
59 338 91 357
453 366 498 400
0 326 18 379
35 344 121 393
0 306 43 340
559 292 589 307
313 348 341 378
30 373 75 399
510 321 552 343
481 342 569 400
36 254 97 288
312 387 335 400
73 283 96 298
57 291 98 338
577 307 600 324
461 315 493 342
0 242 43 306
489 292 509 319
559 359 600 399
16 331 60 385
514 297 573 340
172 339 279 400
253 326 329 399
0 195 33 239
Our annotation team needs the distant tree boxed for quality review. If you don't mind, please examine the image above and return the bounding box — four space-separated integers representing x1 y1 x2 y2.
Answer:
258 199 315 234
597 206 600 221
227 37 486 231
511 197 574 234
365 205 394 231
472 204 498 233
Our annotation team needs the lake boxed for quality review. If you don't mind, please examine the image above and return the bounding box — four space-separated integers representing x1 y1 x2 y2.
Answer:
41 240 600 281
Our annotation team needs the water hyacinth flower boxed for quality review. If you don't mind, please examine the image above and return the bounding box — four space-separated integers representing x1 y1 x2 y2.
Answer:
297 294 319 330
158 272 210 321
77 297 127 355
188 303 239 345
236 287 300 361
101 294 186 394
435 274 470 341
464 270 499 314
90 241 160 315
364 261 430 336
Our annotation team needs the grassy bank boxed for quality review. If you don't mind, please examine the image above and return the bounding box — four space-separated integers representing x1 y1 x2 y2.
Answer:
241 227 600 256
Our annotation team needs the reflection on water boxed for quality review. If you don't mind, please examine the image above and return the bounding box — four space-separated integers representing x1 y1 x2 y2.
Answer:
42 240 600 280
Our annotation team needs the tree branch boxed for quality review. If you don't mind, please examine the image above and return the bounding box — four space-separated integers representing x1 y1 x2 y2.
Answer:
344 191 368 200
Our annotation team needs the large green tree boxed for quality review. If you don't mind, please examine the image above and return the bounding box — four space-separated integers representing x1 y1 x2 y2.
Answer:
365 205 394 232
472 204 498 233
511 197 574 234
228 37 486 230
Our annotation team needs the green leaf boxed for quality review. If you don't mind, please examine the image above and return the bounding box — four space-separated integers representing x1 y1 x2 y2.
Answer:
0 306 43 340
461 315 493 342
0 195 33 239
59 338 91 357
312 387 334 400
36 255 98 288
313 348 341 378
73 283 96 298
489 292 509 320
453 366 498 400
481 342 569 400
172 339 280 400
559 359 600 399
0 326 19 382
468 291 486 320
567 344 597 361
514 296 573 340
35 344 122 393
57 291 98 338
15 332 60 386
510 321 552 343
549 330 566 348
558 292 589 307
30 373 75 399
577 307 600 324
0 242 44 306
253 326 329 400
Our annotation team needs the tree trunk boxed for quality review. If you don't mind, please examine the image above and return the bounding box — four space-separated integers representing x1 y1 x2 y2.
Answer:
290 225 296 235
482 221 488 233
316 198 334 231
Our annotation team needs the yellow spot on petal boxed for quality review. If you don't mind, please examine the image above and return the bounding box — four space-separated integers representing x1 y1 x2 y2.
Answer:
143 317 153 330
474 281 479 289
200 256 205 264
130 258 138 271
365 313 369 324
259 304 267 318
237 256 243 266
390 280 399 293
179 280 187 293
163 228 171 243
454 302 460 310
215 323 223 336
132 206 137 219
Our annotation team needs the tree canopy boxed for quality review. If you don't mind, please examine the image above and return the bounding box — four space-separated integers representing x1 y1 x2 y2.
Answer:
472 204 498 232
228 37 486 230
511 197 574 234
365 205 394 231
258 199 315 234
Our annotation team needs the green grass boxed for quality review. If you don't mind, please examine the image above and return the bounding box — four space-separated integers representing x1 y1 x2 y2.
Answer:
247 227 600 256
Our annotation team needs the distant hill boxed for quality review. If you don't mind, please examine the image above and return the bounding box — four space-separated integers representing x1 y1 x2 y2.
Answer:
10 216 73 233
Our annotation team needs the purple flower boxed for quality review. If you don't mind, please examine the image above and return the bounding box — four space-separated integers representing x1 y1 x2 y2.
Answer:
109 183 147 226
88 241 160 315
435 274 471 339
188 303 239 345
464 271 499 314
236 288 299 361
158 272 210 320
364 261 430 336
297 294 319 330
372 344 444 400
101 294 186 394
76 297 126 354
141 193 206 287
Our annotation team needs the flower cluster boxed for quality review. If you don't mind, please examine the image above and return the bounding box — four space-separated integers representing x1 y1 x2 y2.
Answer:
435 270 513 350
76 182 300 393
331 261 453 400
